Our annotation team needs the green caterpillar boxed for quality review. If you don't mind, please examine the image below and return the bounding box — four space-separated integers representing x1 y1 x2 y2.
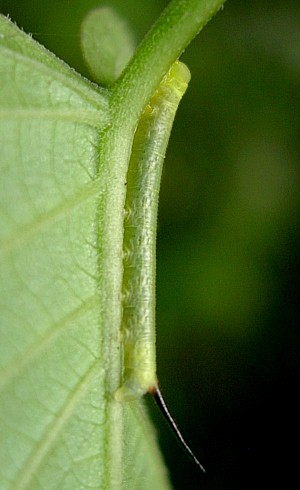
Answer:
115 61 191 401
115 61 205 473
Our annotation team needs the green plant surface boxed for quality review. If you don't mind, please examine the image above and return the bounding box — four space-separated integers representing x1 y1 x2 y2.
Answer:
2 2 299 489
0 1 226 488
80 6 136 86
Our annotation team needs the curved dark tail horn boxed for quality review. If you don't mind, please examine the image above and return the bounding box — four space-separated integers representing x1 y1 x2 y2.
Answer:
149 384 206 473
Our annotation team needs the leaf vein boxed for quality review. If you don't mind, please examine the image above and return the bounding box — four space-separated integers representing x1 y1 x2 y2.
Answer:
0 295 100 393
0 178 103 259
12 360 102 490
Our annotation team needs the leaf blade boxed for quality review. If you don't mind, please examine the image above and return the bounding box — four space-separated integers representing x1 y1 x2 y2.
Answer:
0 14 171 490
0 14 107 489
80 7 135 86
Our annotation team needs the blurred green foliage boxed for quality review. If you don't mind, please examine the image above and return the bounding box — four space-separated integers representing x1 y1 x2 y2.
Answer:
1 1 299 488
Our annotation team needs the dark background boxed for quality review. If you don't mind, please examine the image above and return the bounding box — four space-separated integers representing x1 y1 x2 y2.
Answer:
1 1 299 488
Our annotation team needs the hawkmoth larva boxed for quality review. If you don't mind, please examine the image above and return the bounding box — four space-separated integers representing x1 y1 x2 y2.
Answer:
115 60 205 472
116 61 191 401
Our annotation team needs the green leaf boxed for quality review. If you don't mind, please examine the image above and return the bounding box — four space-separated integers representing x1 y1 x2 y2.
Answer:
0 14 171 490
80 7 135 86
0 0 227 487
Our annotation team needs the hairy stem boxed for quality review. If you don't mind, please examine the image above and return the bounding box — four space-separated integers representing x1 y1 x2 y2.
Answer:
97 0 226 483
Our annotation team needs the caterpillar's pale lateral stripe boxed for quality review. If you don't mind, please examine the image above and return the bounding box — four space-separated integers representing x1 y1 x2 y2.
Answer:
115 61 191 402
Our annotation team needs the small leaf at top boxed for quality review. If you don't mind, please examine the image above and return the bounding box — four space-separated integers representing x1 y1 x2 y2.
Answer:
80 6 136 86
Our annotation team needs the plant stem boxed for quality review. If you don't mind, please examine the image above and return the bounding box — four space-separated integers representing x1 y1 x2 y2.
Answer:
100 0 226 382
112 0 226 122
98 0 226 483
